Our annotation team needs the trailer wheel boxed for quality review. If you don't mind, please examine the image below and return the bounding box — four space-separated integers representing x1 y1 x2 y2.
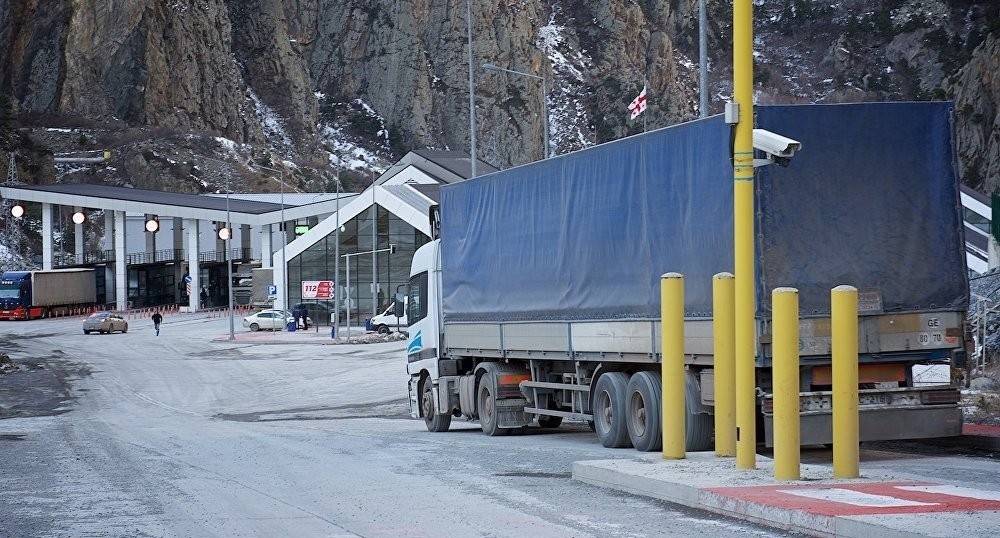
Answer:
421 377 452 432
626 371 662 452
537 415 563 428
478 372 509 436
684 372 713 451
593 372 632 448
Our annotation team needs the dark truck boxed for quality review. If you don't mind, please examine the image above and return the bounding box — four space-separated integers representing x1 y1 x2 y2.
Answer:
0 268 97 320
404 102 968 450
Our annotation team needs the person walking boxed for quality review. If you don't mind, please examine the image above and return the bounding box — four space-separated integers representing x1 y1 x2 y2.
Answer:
152 310 163 336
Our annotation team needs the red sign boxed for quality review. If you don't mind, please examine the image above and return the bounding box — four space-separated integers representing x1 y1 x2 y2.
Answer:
301 280 334 299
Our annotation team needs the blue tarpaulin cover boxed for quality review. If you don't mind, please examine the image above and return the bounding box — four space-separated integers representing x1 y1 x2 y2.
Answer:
440 102 968 322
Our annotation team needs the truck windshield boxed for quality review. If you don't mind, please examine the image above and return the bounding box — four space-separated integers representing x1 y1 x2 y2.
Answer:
0 283 21 299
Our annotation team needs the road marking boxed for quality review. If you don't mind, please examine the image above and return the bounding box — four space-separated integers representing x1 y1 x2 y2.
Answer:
893 485 1000 501
775 488 938 507
706 481 1000 516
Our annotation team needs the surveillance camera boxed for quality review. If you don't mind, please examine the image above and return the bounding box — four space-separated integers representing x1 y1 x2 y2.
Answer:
753 129 802 159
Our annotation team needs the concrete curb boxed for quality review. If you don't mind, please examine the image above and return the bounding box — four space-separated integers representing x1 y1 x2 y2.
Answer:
572 453 1000 538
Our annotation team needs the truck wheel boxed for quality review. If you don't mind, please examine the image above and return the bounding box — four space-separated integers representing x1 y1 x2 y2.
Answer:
685 372 713 451
478 372 509 436
626 371 662 452
377 325 389 335
537 415 563 428
593 372 632 448
421 378 452 432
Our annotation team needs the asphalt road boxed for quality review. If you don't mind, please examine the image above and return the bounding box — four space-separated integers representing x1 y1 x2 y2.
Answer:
0 314 796 538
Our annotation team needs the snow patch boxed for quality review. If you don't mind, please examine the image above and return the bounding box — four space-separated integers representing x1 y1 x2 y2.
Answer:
247 89 292 150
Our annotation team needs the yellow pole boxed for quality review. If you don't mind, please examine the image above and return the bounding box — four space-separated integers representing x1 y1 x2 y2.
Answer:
772 287 800 480
733 0 756 470
662 272 686 459
832 285 859 478
713 272 736 457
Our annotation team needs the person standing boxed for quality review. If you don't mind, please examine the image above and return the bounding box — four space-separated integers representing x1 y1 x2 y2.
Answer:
151 310 163 336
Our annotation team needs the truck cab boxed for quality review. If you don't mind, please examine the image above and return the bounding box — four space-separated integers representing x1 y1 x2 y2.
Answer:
0 272 31 320
405 240 451 430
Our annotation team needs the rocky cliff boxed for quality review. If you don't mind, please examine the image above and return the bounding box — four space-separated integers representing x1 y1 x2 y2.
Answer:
0 0 997 194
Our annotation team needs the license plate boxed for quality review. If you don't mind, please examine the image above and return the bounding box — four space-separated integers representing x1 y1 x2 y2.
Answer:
859 393 890 406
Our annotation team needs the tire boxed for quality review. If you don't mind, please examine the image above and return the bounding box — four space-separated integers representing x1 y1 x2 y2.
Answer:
592 372 632 448
83 330 90 335
626 371 662 452
121 324 128 334
250 323 260 332
537 415 563 428
477 371 509 436
377 324 390 335
421 378 452 432
684 372 713 451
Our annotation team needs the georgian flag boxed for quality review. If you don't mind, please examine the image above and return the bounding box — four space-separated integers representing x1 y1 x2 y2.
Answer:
628 86 647 119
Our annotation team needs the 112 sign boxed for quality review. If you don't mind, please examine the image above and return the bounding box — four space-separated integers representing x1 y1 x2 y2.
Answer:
301 280 334 299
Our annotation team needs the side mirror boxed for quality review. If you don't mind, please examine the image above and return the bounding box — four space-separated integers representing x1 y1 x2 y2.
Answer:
393 297 404 318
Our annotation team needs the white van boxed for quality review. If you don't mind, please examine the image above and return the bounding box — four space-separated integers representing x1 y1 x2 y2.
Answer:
370 302 407 334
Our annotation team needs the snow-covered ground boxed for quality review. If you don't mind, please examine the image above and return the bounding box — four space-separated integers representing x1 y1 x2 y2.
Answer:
0 314 790 538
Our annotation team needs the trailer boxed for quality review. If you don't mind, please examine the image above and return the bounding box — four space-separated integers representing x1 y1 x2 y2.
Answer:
404 102 969 450
0 268 98 320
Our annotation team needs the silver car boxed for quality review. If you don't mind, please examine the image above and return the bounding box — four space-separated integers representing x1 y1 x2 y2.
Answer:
83 311 128 334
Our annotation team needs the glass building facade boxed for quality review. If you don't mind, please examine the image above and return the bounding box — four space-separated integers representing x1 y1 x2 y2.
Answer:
286 205 429 326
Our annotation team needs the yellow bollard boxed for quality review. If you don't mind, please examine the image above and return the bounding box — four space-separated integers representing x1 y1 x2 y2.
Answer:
832 285 859 478
772 287 800 481
661 273 686 460
733 0 756 470
713 273 736 457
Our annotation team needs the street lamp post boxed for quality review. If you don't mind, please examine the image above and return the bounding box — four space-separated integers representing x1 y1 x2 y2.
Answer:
482 63 549 160
197 155 238 341
251 163 288 317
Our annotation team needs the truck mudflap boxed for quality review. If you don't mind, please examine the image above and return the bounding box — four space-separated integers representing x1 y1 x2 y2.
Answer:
762 387 964 446
407 376 420 418
495 398 530 429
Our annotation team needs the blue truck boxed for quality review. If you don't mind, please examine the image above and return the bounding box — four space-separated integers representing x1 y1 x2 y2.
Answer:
404 102 969 451
0 269 97 320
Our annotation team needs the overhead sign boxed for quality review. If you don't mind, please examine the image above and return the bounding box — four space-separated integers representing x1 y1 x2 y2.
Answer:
302 280 334 299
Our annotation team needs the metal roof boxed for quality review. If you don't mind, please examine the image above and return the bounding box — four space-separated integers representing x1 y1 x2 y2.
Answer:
382 184 435 215
410 150 498 181
0 183 345 226
409 183 440 203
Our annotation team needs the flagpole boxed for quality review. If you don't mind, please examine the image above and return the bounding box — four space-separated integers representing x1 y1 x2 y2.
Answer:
643 78 647 133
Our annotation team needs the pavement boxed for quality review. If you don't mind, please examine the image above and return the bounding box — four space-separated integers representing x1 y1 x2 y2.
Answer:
573 434 1000 538
210 324 408 345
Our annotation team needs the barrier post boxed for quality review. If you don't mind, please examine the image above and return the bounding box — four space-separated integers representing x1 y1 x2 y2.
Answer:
832 285 859 478
713 272 736 457
772 287 800 480
661 273 686 459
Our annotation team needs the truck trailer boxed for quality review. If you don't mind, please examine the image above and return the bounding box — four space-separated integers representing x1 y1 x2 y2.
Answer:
403 102 969 451
0 268 98 320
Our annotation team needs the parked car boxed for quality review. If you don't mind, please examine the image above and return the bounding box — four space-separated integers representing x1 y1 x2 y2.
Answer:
83 311 128 334
242 309 311 331
370 302 407 334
